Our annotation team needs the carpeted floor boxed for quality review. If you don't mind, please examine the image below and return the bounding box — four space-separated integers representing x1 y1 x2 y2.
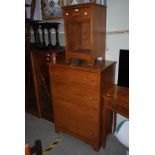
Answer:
25 113 127 155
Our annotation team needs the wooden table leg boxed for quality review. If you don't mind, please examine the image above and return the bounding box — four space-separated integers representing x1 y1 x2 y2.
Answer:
113 112 117 133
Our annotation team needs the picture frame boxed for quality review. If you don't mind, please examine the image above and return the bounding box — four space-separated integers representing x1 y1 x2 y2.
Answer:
41 0 64 20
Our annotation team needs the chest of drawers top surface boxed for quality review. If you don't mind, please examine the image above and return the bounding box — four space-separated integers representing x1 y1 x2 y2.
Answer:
49 60 116 73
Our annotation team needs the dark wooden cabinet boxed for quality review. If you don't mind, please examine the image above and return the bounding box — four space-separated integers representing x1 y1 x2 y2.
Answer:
25 20 65 121
49 61 116 150
30 51 65 121
62 3 106 64
31 51 54 121
25 51 39 116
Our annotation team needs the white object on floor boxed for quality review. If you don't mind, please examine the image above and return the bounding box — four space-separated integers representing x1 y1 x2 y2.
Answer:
115 120 129 148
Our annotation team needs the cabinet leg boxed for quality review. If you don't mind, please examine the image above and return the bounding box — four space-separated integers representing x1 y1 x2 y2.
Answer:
91 143 100 151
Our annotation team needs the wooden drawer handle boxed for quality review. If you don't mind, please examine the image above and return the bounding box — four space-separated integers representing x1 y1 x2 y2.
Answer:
84 12 88 15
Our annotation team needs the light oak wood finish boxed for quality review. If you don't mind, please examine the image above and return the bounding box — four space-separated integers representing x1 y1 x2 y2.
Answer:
62 3 106 64
49 60 116 150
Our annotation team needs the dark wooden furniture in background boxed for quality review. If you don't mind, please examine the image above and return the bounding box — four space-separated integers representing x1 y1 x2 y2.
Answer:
30 51 54 121
102 86 129 148
62 3 106 64
31 51 65 121
29 22 62 51
25 20 65 121
25 20 41 117
25 140 43 155
49 60 116 150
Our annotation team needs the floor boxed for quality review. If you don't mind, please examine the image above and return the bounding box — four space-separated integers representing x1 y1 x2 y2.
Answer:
25 113 127 155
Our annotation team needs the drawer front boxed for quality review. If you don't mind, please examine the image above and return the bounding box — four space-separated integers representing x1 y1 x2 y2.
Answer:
105 99 129 117
51 67 99 89
63 7 91 21
53 98 99 141
52 81 100 110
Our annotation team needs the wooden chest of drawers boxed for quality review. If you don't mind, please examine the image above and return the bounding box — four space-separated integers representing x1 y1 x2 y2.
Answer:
49 61 116 150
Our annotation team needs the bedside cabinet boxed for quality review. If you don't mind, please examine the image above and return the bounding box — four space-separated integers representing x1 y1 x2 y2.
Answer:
49 61 116 150
62 3 106 64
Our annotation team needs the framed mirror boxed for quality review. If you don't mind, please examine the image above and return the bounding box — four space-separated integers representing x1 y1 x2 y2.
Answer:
41 0 63 20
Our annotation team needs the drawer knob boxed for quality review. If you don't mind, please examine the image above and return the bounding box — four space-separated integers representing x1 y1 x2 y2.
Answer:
47 53 50 57
84 12 88 15
66 13 69 16
75 9 79 12
46 57 49 60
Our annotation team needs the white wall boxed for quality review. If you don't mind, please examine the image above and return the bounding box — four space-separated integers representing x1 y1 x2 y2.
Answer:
106 0 129 83
105 0 129 125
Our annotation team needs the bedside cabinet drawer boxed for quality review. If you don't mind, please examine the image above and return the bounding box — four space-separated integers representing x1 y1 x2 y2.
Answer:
105 99 128 115
63 7 91 21
71 7 91 20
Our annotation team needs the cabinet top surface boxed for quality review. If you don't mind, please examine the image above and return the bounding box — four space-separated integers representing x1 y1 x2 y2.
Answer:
49 60 116 72
62 3 106 10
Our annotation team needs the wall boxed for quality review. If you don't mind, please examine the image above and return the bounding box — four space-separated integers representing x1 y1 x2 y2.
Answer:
105 0 129 125
106 0 129 83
